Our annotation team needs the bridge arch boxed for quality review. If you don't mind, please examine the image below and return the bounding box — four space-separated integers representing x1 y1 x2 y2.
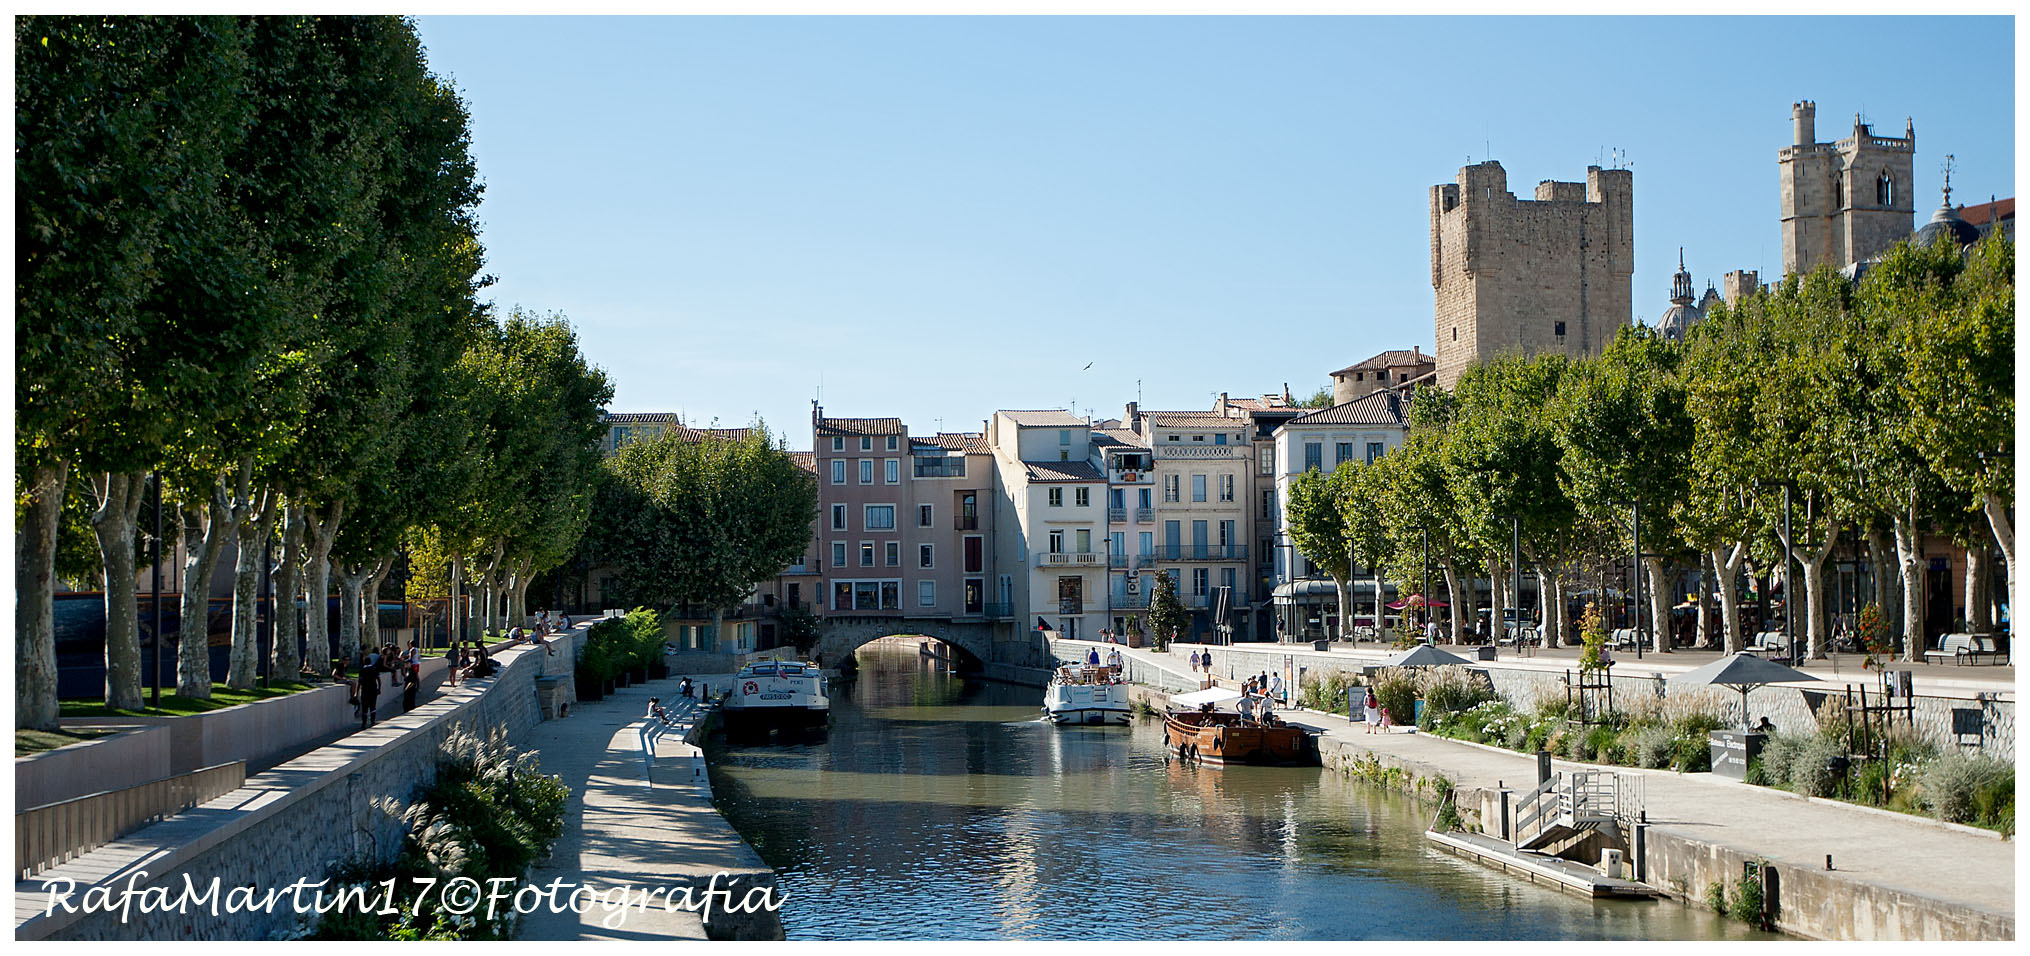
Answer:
816 617 1018 671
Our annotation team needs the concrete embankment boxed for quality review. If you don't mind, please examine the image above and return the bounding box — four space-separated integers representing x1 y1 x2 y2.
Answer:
519 677 781 941
1054 638 2015 942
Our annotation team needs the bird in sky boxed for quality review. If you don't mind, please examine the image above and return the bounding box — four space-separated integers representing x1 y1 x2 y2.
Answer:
1082 362 1093 370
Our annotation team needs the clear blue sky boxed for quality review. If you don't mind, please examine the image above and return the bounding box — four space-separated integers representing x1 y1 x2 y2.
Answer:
411 15 2015 447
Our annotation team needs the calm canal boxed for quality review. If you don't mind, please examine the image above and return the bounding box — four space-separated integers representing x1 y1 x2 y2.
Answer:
705 643 1773 940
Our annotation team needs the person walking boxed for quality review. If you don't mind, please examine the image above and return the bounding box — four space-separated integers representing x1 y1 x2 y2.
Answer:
1189 649 1201 672
358 653 383 729
401 664 420 712
1362 687 1381 734
639 697 673 779
1269 672 1285 705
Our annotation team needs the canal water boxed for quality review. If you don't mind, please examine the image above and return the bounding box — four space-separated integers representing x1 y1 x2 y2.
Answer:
705 644 1772 940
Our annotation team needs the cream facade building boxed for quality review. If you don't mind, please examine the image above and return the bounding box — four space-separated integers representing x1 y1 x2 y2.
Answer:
986 410 1108 641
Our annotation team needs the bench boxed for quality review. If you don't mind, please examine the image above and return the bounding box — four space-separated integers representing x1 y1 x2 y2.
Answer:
1745 630 1789 657
1926 632 2008 665
1611 628 1639 651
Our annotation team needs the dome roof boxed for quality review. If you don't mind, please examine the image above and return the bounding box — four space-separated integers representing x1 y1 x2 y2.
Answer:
1915 201 1984 250
1656 302 1701 342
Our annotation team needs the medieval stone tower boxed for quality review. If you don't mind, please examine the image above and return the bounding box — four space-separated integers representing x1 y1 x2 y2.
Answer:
1429 161 1634 389
1778 100 1916 275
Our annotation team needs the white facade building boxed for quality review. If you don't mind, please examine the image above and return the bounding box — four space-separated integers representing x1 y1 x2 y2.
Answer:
1268 390 1410 640
986 410 1109 641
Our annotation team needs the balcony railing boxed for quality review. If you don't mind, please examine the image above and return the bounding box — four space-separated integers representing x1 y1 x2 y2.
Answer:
1110 469 1153 484
955 514 979 530
982 602 1013 619
1108 553 1129 568
1041 551 1104 566
1134 511 1154 524
1149 544 1249 561
1107 507 1127 522
1112 593 1151 609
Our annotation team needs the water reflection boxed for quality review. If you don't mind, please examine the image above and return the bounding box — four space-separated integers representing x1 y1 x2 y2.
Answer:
706 645 1773 941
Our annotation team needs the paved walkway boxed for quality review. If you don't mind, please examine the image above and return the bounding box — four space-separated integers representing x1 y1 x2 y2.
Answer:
1153 638 2014 699
1061 639 2015 926
520 674 777 941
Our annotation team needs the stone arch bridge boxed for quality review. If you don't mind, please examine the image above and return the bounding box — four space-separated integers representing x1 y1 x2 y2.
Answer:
816 616 1034 670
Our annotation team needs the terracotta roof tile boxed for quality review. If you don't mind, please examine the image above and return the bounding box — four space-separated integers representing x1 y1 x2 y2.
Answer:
815 417 904 436
1330 348 1434 377
603 412 684 425
1284 390 1407 427
1141 410 1237 429
1022 460 1105 482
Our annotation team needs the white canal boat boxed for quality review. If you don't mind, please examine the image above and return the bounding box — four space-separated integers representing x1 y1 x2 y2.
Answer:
1043 664 1132 726
721 660 830 737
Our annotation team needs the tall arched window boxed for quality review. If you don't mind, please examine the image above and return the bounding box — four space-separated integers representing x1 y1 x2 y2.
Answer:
1877 172 1894 207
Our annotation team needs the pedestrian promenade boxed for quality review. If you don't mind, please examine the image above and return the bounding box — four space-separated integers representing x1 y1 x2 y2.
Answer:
1161 638 2014 699
519 674 779 941
1059 639 2015 938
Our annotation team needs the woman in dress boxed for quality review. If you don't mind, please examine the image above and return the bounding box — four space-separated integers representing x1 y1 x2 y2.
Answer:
1362 687 1382 733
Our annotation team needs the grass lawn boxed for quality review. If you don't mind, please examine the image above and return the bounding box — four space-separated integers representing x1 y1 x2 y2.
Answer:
15 726 122 757
58 680 324 719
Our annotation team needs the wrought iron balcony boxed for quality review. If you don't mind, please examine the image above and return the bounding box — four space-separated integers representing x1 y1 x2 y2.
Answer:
1149 544 1249 561
1108 507 1127 522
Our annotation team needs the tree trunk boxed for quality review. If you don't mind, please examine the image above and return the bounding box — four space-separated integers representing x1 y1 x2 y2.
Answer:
1487 558 1507 639
301 500 344 671
1643 556 1672 654
1866 529 1899 633
1712 542 1749 654
272 501 305 679
1965 544 1991 633
1981 492 2012 629
711 606 727 654
508 555 535 631
450 553 465 643
1696 554 1714 649
1543 573 1565 649
363 554 395 652
1892 512 1926 662
18 460 68 729
176 481 236 698
335 559 375 663
1332 575 1351 641
88 471 149 710
227 488 276 689
1443 564 1465 643
1788 537 1834 659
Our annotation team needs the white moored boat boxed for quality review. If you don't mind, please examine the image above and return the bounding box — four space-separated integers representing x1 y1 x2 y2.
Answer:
1043 664 1132 726
721 659 830 737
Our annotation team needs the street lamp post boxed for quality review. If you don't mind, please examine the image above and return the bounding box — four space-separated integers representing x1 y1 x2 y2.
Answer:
1783 484 1795 666
1421 525 1431 644
150 473 163 710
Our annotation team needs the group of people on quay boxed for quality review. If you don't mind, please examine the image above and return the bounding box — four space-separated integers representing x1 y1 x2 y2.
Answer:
333 640 425 728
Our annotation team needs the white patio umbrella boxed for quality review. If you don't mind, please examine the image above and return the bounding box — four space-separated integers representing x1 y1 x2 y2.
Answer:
1669 652 1821 730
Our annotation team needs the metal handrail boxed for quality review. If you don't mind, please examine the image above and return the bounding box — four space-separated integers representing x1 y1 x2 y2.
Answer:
17 759 246 879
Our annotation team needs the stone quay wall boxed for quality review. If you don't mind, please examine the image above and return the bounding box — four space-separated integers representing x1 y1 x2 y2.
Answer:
19 634 580 941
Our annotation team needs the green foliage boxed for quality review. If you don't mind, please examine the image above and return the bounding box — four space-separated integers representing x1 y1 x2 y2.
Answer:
779 604 821 653
1147 570 1187 649
1583 724 1622 763
1416 665 1495 729
1298 670 1359 712
1368 668 1418 727
1729 862 1769 928
1706 881 1728 915
1298 385 1334 408
1624 724 1678 769
583 426 816 615
1576 601 1609 672
1919 751 2015 829
314 727 568 940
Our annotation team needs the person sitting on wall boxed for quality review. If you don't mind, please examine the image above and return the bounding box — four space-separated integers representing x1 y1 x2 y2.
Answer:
333 658 355 704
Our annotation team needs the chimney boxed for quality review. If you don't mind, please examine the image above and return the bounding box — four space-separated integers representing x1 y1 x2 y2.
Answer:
1125 401 1142 434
